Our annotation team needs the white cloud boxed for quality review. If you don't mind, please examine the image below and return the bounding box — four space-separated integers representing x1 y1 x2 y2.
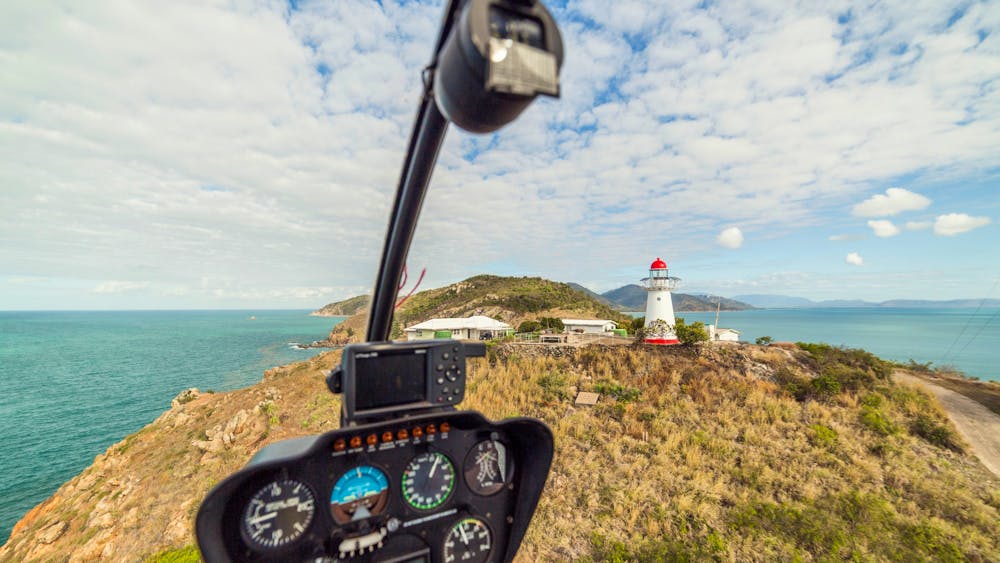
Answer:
852 188 932 217
2 1 999 307
933 213 992 236
845 252 864 266
905 221 932 231
716 227 744 249
867 220 901 237
93 281 150 294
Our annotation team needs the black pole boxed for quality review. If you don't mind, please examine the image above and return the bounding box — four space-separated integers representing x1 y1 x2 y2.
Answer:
365 101 449 341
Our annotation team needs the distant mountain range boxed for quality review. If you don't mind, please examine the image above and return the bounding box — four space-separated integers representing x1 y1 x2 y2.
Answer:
732 294 1000 309
569 283 753 312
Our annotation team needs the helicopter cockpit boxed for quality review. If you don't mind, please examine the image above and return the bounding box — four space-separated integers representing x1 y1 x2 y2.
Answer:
194 1 564 561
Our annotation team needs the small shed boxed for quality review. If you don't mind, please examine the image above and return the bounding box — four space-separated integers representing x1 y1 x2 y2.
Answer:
561 319 618 334
404 315 513 341
708 325 741 342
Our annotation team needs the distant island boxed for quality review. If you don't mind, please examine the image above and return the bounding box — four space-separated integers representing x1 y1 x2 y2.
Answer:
732 294 1000 309
311 277 754 319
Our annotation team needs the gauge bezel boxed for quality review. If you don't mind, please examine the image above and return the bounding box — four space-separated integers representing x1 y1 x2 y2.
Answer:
463 438 514 496
402 451 457 511
442 516 493 563
238 477 317 551
329 463 391 525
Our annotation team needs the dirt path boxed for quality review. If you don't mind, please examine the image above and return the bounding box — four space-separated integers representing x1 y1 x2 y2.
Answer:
894 371 1000 478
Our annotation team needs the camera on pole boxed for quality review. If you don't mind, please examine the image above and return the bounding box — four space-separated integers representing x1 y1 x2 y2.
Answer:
435 0 564 133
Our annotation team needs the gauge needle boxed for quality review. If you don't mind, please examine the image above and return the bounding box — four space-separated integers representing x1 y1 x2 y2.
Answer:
249 512 278 525
429 455 440 478
460 523 470 544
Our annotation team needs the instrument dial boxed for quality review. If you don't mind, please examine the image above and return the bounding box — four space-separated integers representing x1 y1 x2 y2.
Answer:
402 452 455 510
330 465 390 524
241 479 315 550
443 517 492 563
464 439 512 496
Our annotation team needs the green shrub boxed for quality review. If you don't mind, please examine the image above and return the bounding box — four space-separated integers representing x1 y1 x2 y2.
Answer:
860 406 898 436
675 318 709 345
537 371 569 402
593 381 641 403
755 335 773 345
145 545 200 563
517 320 542 333
909 415 963 452
809 424 838 449
811 373 842 398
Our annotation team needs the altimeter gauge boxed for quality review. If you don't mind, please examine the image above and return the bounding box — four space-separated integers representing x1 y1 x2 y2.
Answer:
464 438 512 496
403 452 456 510
241 479 315 550
443 517 492 563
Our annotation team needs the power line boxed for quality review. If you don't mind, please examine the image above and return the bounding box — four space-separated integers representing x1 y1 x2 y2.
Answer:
952 306 1000 360
940 277 999 365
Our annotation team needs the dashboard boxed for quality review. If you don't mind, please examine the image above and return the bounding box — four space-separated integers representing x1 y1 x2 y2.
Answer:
196 411 553 562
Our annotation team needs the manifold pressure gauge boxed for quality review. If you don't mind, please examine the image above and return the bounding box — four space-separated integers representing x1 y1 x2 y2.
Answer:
402 452 456 510
241 479 316 549
443 517 492 563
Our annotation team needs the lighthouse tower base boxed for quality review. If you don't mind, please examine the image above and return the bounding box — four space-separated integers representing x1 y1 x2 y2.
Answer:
644 336 680 346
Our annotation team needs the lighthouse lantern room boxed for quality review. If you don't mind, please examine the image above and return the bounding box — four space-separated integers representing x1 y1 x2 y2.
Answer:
642 257 681 345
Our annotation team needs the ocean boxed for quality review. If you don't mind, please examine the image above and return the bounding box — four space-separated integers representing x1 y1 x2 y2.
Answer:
1 307 998 544
0 310 343 544
677 307 999 382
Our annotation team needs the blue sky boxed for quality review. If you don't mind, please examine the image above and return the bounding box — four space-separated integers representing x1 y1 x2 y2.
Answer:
1 0 998 310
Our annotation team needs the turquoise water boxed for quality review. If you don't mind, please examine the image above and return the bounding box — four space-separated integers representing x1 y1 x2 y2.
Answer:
677 308 999 382
0 310 343 544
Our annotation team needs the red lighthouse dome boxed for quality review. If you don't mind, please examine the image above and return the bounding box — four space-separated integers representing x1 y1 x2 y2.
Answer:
650 257 668 270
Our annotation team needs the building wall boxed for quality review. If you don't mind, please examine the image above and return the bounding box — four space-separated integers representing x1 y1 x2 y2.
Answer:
565 323 614 334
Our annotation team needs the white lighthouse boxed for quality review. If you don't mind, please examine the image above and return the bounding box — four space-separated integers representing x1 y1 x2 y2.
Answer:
642 257 681 345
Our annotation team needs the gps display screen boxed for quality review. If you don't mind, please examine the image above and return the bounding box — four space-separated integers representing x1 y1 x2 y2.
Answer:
354 350 428 411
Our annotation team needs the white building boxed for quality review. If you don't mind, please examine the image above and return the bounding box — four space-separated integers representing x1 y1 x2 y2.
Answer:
561 319 618 334
708 325 741 342
404 315 512 341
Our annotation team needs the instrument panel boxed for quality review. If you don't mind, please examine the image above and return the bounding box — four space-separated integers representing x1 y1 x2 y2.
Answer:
196 411 553 562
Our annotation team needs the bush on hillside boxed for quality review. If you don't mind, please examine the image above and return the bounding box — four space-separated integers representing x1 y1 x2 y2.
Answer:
517 320 542 333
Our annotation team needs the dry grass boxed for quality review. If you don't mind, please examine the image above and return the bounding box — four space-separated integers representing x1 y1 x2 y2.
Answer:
5 344 997 562
464 344 999 562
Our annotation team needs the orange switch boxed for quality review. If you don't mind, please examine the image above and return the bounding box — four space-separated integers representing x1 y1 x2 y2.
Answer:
397 429 409 440
412 427 424 438
440 422 451 433
382 431 393 443
426 424 437 435
349 436 362 449
333 438 346 452
366 434 378 446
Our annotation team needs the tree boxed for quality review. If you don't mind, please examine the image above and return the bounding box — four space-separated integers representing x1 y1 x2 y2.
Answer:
517 320 542 333
629 316 645 334
674 318 709 346
537 317 564 331
756 335 773 346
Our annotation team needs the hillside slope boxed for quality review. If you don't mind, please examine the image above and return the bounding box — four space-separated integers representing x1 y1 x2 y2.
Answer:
601 284 752 311
3 344 998 561
319 275 632 345
311 294 370 317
